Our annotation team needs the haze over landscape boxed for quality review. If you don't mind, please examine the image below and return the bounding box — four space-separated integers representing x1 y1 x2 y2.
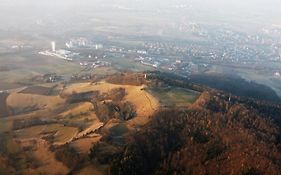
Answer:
1 0 281 175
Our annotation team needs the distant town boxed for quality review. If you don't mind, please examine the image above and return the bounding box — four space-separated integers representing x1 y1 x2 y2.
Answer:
36 23 281 80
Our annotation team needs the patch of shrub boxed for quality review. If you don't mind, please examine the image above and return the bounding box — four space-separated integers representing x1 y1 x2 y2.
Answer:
204 143 225 161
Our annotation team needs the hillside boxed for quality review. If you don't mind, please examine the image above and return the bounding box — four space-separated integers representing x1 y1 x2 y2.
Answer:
87 72 281 175
0 73 160 174
1 72 281 175
108 91 281 175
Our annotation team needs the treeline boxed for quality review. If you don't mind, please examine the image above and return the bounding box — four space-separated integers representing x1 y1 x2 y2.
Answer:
189 73 281 102
147 71 281 103
148 71 281 131
146 71 208 93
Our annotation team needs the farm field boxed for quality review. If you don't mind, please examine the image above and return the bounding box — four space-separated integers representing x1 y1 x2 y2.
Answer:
0 51 82 91
104 56 155 72
148 87 200 107
0 119 13 133
14 124 79 145
71 136 102 154
6 92 65 115
0 72 202 175
19 85 55 96
63 81 160 122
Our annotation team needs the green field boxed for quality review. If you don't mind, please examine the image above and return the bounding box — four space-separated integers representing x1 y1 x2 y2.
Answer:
13 123 78 145
149 87 200 107
104 55 154 72
0 119 13 133
0 51 82 90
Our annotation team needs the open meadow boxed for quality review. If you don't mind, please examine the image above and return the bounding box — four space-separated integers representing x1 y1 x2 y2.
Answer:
148 87 200 107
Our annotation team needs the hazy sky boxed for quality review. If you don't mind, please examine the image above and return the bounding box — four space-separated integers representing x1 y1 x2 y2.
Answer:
2 0 281 16
2 0 281 7
1 0 281 34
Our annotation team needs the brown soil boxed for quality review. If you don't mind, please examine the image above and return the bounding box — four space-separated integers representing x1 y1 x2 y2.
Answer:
19 86 53 96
